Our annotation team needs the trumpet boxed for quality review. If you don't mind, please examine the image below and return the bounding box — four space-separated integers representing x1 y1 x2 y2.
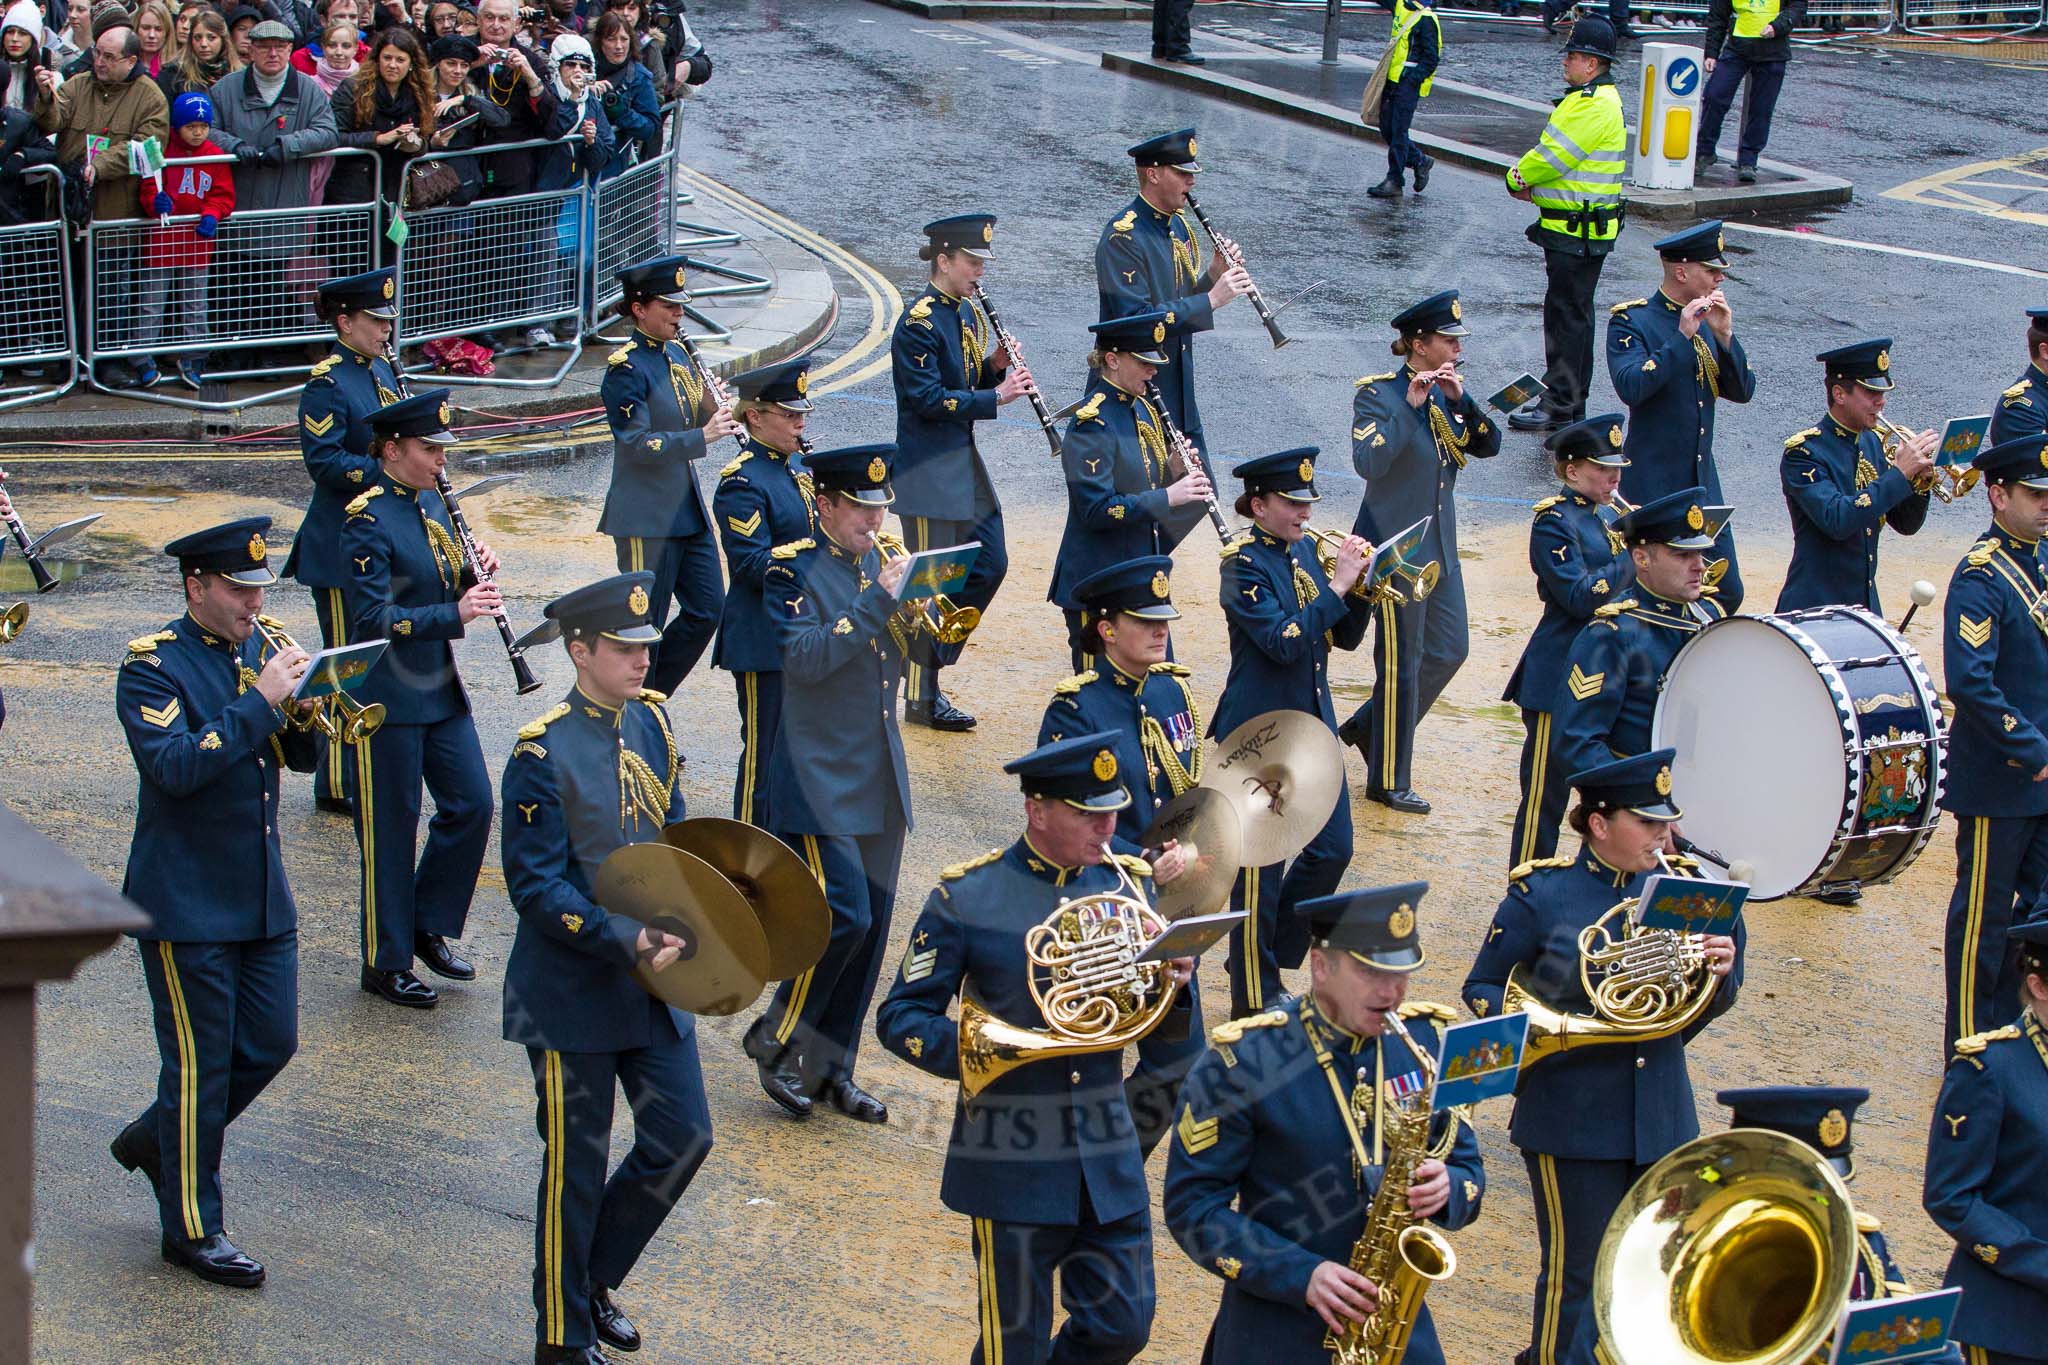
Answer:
254 615 385 745
1183 193 1290 350
1875 415 1978 504
0 600 27 644
1309 525 1440 604
875 528 980 645
1302 526 1383 602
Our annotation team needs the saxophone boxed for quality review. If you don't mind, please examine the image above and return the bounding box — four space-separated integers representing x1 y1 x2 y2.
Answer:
1326 1012 1460 1365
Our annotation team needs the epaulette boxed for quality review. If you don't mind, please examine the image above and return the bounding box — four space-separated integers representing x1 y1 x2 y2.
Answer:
608 344 632 366
2003 380 2030 402
1112 209 1136 233
1051 670 1098 696
1354 371 1397 388
517 702 572 741
1966 539 1998 569
1610 297 1648 316
1073 392 1106 424
1149 661 1192 676
344 486 385 516
127 629 177 654
939 847 1004 882
1210 1009 1288 1046
1532 494 1565 514
1953 1023 2020 1056
1784 427 1821 449
1854 1212 1883 1235
637 688 668 705
1509 855 1574 884
1220 532 1255 557
718 452 752 479
1110 851 1152 880
308 355 340 380
1593 598 1635 618
1397 1000 1457 1024
907 297 933 325
770 537 814 560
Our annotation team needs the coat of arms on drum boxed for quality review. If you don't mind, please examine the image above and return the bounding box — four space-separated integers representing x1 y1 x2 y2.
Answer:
1863 732 1930 822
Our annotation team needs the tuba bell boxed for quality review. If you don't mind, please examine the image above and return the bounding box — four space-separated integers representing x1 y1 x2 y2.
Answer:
957 845 1180 1100
1502 895 1721 1069
1593 1130 1857 1365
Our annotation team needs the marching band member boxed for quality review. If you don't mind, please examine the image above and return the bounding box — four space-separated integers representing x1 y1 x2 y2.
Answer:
1339 289 1500 815
501 573 704 1365
1463 749 1742 1365
598 254 742 697
711 357 815 829
1504 413 1634 869
1048 311 1211 670
1923 911 2048 1365
876 733 1194 1365
1777 338 1933 613
1939 435 2048 1049
1164 884 1484 1365
739 445 911 1124
1214 449 1374 1017
341 390 498 1009
1038 554 1204 1156
1989 307 2048 445
109 518 318 1288
1605 223 1757 611
286 267 400 815
1550 488 1730 785
890 213 1032 733
1095 127 1249 453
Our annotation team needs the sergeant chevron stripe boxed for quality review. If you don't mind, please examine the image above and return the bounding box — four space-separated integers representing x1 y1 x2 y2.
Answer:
302 413 335 436
1957 614 1992 648
727 511 762 536
1177 1106 1219 1155
902 947 937 982
1566 664 1605 701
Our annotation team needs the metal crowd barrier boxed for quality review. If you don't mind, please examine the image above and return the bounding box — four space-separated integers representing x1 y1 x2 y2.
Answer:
0 169 78 414
1897 0 2045 35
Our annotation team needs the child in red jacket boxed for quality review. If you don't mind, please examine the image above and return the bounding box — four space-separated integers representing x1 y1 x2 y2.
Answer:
134 92 235 390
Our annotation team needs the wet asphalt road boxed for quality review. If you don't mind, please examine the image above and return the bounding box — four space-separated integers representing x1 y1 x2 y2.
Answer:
16 3 2048 1361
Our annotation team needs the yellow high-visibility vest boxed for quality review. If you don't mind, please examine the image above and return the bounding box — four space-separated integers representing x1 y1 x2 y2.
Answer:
1732 0 1783 39
1508 80 1627 245
1387 0 1444 97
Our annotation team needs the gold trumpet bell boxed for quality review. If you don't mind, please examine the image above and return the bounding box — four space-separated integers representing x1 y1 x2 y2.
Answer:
1595 1130 1857 1365
0 601 29 644
338 697 385 744
1411 560 1441 601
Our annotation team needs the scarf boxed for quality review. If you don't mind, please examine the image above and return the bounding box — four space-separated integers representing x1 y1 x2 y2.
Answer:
551 71 587 123
594 49 629 82
313 55 355 97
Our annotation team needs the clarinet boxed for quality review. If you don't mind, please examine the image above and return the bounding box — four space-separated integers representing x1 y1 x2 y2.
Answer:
1182 193 1290 350
386 339 543 695
1143 379 1231 545
969 282 1061 457
675 331 745 452
0 468 60 593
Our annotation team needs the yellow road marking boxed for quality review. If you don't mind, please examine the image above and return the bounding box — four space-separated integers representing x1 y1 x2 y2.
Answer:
1882 146 2048 227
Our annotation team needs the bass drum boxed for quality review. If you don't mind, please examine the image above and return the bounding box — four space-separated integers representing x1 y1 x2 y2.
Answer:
1652 606 1946 901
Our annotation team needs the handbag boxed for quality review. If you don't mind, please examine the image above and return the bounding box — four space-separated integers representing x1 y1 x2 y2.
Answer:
405 158 462 211
1359 45 1395 128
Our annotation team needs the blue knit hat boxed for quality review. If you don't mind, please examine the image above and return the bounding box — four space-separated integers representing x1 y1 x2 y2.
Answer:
170 92 215 129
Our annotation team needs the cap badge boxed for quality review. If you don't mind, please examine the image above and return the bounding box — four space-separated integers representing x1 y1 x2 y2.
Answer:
1686 504 1705 531
1092 749 1118 782
2039 446 2048 472
1186 136 1197 158
1608 424 1624 449
1876 349 1890 372
866 456 888 483
247 532 267 563
1152 321 1167 344
1654 765 1673 797
381 276 395 300
1387 904 1415 939
1715 230 1725 254
1818 1109 1848 1148
675 265 688 288
982 222 993 244
1449 298 1462 322
1150 570 1170 600
795 370 809 397
1298 459 1315 484
438 401 453 427
628 584 650 617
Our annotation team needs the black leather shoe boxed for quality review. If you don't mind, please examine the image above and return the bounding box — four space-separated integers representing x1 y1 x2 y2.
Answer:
760 1057 813 1118
1368 788 1432 815
1540 8 1558 31
534 1347 606 1364
1335 713 1370 758
1736 164 1758 184
1367 174 1403 199
906 693 976 732
822 1079 888 1124
315 795 355 816
1508 403 1568 433
1413 155 1434 192
1612 22 1639 38
111 1118 162 1196
161 1233 265 1288
591 1286 641 1352
415 934 476 981
360 966 438 1008
1167 49 1206 64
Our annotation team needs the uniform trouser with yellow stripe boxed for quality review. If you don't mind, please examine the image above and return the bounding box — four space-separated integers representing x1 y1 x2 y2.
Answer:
310 585 355 806
351 716 492 971
1943 813 2048 1048
729 670 782 828
1225 781 1352 1018
1509 708 1568 868
1519 1151 1647 1365
1350 574 1468 797
136 932 298 1241
758 826 904 1086
900 505 1009 704
614 532 725 699
526 1033 712 1350
967 1205 1155 1365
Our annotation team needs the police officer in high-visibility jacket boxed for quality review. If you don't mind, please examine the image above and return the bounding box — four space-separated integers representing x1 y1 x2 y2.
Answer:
1366 0 1440 200
1505 16 1627 436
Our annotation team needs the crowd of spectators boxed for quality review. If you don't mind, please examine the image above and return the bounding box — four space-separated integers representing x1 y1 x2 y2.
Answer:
0 0 711 388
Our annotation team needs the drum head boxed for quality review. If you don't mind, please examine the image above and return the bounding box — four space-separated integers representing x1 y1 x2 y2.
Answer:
1653 619 1849 900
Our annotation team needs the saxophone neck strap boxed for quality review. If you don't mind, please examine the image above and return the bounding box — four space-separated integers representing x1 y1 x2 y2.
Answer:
1301 994 1379 1173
